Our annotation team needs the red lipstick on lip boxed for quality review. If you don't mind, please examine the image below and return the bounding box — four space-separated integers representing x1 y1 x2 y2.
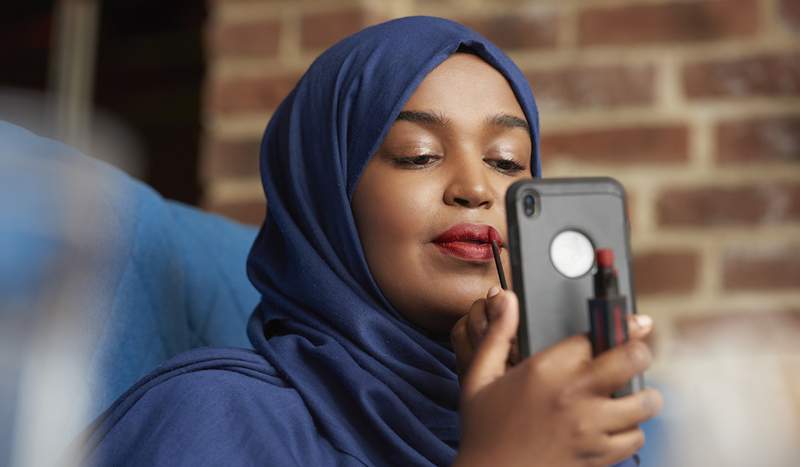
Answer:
432 224 503 261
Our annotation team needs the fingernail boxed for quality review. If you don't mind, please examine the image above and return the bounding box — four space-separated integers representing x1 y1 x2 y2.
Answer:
487 286 500 298
635 314 653 329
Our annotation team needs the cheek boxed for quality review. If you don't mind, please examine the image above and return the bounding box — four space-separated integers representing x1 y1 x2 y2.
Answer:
353 167 450 316
357 174 440 250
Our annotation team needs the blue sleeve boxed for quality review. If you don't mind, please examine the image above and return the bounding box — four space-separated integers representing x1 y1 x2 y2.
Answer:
83 369 362 467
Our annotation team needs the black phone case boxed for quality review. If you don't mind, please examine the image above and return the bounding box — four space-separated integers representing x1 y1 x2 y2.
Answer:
506 177 642 394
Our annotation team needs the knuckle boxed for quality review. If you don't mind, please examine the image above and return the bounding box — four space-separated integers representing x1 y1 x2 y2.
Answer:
576 448 608 467
569 417 593 440
470 298 487 314
624 340 652 369
575 438 607 465
522 357 554 393
524 354 547 380
466 300 485 321
572 334 594 358
554 384 581 411
468 311 487 335
450 320 467 342
631 428 646 451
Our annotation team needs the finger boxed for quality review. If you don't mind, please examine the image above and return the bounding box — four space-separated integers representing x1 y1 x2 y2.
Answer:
450 315 473 377
633 314 659 356
466 298 488 349
595 388 663 433
582 340 652 396
531 333 593 381
589 427 646 467
460 290 518 400
627 314 653 340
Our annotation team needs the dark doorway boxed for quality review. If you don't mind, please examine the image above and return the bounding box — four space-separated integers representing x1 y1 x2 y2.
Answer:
0 0 207 205
94 1 207 204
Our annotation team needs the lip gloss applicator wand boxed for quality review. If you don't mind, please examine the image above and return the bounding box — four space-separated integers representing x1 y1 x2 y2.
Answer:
489 230 508 290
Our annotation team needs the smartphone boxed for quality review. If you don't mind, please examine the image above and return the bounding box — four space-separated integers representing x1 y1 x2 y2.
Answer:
505 177 643 393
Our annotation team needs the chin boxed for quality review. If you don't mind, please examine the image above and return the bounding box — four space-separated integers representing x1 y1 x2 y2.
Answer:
383 268 497 334
419 285 492 332
443 276 496 307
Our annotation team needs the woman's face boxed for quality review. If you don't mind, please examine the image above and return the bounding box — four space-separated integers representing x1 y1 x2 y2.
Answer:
352 53 533 334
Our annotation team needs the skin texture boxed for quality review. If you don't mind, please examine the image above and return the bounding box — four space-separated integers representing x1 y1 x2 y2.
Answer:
352 53 532 335
352 53 663 466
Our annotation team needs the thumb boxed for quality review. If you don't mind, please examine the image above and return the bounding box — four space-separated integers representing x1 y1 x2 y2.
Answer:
460 288 519 400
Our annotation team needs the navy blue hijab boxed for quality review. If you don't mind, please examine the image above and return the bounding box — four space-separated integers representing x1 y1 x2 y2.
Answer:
244 15 539 465
82 16 637 466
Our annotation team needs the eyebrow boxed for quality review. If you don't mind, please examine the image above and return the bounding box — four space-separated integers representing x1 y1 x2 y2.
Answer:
487 113 529 131
396 110 529 132
396 110 451 126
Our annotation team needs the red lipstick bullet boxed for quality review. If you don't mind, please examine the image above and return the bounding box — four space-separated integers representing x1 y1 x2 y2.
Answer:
588 248 632 398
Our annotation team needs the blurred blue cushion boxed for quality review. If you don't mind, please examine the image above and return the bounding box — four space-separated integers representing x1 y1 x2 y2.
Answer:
0 121 260 420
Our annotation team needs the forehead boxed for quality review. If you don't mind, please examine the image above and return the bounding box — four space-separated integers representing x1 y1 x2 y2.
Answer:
401 53 526 121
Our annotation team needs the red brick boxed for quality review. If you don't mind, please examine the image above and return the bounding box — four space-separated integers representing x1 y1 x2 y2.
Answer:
207 73 301 114
723 246 800 290
656 183 800 227
578 0 759 46
526 64 655 112
301 8 369 50
202 138 261 180
459 13 558 50
207 19 281 58
205 199 266 226
780 0 800 32
716 115 800 164
633 250 700 295
541 125 688 165
684 52 800 99
673 309 800 354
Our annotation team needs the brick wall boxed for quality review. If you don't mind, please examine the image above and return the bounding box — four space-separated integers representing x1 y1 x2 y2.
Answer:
203 1 800 443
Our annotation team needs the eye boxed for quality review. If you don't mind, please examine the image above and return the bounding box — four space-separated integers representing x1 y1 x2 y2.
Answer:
392 154 441 169
486 157 526 175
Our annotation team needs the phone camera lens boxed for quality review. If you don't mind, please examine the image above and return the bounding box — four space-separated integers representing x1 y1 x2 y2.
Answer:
523 193 536 217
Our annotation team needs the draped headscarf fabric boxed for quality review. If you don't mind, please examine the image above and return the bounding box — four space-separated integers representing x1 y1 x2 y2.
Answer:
82 16 637 466
244 15 540 466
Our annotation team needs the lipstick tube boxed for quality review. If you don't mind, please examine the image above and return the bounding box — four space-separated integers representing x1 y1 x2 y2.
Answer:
588 248 633 398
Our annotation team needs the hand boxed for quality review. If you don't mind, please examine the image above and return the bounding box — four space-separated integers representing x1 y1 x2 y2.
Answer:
451 287 520 381
453 289 662 467
450 288 655 380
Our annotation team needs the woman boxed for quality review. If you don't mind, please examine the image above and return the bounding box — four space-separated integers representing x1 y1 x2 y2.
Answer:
81 16 661 466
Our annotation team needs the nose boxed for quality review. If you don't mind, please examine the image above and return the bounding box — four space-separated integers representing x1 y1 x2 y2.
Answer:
443 159 494 209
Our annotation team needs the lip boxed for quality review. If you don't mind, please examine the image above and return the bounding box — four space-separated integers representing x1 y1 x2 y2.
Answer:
432 223 503 262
